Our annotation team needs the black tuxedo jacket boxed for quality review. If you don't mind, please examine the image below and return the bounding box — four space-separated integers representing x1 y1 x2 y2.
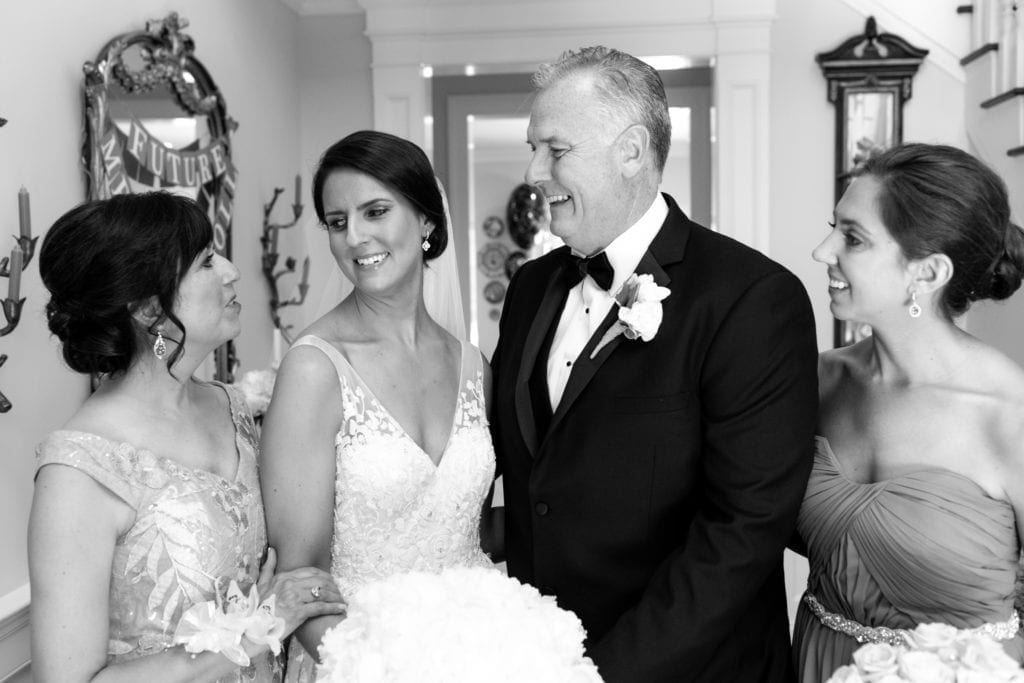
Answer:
490 195 818 682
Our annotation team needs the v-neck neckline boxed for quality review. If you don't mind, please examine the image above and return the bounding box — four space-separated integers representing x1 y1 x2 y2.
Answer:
336 339 466 468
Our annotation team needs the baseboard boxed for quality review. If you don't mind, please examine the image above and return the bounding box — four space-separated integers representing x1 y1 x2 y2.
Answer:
0 585 30 682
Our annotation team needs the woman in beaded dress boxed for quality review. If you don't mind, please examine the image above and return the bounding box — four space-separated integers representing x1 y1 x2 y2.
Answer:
30 193 345 683
260 131 501 681
793 143 1024 682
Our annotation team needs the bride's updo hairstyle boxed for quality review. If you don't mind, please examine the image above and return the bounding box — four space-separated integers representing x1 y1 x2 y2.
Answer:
855 142 1024 318
39 192 213 376
312 130 449 261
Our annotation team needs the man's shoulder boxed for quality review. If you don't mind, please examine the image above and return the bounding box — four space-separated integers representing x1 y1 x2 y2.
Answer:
684 221 788 279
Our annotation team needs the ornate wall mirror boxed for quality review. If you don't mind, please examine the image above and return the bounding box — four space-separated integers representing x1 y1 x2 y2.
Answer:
817 16 927 347
82 12 238 381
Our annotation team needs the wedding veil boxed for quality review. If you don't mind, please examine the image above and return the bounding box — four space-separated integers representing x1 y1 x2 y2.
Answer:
313 177 467 341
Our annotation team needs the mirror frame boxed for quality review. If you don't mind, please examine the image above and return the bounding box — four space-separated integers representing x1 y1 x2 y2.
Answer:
82 12 238 381
817 16 928 348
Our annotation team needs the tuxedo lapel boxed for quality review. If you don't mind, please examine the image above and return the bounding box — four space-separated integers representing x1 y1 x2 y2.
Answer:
514 261 570 457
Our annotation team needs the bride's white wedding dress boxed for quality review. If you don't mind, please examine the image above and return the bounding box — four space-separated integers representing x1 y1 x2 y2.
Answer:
284 335 496 681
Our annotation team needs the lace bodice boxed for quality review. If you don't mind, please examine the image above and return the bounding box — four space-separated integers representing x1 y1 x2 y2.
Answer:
291 335 495 598
35 383 277 682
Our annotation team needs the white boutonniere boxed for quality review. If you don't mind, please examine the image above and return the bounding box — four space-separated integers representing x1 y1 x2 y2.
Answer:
590 273 670 359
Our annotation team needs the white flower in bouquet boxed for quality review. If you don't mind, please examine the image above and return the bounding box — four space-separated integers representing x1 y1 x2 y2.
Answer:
235 367 277 417
826 622 1024 683
852 642 901 681
316 566 603 683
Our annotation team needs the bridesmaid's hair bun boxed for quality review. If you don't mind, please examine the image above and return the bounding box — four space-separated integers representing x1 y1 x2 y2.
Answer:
856 143 1018 317
981 223 1024 302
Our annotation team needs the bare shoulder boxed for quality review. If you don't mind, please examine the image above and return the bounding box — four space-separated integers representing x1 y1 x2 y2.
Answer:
968 344 1024 465
818 339 869 400
275 341 340 398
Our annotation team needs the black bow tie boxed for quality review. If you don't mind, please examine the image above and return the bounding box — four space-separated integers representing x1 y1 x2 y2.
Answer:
562 250 614 291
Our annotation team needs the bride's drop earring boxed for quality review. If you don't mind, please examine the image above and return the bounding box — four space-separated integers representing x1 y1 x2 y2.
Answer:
908 291 922 318
421 236 431 252
153 328 167 359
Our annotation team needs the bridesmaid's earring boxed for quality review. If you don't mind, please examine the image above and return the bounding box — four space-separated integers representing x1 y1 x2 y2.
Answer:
908 291 922 318
153 328 167 359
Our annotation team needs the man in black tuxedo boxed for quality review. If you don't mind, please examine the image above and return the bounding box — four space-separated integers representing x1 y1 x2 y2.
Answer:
489 46 818 682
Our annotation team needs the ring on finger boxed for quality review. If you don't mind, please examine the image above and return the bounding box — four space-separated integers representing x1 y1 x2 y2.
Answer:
310 585 322 600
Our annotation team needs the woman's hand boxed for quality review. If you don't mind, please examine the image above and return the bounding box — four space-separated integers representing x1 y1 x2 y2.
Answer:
256 547 346 638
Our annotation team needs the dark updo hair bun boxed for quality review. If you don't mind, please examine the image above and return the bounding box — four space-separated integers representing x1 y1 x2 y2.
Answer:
986 223 1024 301
856 143 1019 317
39 192 212 376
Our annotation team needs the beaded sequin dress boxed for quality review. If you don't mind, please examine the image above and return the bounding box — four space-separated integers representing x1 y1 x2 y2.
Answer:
793 436 1024 682
284 335 496 681
35 383 278 682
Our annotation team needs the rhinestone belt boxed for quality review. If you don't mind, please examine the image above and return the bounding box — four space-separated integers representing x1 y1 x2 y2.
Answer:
802 592 1020 647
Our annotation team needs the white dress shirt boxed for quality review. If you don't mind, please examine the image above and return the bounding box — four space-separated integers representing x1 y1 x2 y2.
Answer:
546 194 669 410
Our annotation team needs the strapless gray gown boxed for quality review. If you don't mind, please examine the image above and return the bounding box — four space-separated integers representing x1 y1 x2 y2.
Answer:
793 436 1023 682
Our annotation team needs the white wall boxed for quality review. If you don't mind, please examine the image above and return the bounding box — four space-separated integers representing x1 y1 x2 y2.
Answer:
0 2 303 669
291 13 374 333
770 0 968 354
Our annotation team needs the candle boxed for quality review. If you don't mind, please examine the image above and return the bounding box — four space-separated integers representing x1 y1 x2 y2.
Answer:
300 256 310 284
18 187 30 239
294 174 302 202
273 329 283 363
268 226 279 255
8 247 22 301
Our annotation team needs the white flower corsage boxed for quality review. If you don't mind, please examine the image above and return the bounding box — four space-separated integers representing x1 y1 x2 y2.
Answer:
590 273 670 359
172 579 286 666
234 366 278 418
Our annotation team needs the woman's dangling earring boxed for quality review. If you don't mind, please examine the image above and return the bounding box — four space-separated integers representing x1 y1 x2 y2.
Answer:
908 291 922 318
153 328 167 359
421 236 431 252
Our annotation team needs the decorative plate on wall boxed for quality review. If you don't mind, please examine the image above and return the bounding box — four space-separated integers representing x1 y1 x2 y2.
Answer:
483 280 506 304
482 215 505 238
477 242 510 279
504 250 527 280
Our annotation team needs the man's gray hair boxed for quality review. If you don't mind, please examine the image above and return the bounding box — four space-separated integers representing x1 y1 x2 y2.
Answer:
533 46 672 173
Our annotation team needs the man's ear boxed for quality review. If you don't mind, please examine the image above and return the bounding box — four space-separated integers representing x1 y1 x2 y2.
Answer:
910 253 954 295
618 124 649 178
129 297 163 328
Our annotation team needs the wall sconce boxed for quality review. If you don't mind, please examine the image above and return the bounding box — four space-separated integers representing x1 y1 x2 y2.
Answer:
261 175 310 343
0 183 37 413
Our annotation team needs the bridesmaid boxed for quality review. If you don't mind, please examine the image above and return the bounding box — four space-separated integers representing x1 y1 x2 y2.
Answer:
30 193 344 682
793 142 1024 681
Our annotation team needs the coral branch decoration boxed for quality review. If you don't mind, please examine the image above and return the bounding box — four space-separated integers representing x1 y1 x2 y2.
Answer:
261 176 309 343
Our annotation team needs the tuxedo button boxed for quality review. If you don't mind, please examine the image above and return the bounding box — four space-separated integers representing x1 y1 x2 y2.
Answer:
534 502 550 516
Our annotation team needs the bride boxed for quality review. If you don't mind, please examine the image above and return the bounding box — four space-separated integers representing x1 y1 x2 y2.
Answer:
260 130 502 680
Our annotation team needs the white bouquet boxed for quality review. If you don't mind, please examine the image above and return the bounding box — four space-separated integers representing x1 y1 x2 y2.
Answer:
316 567 603 682
827 622 1024 682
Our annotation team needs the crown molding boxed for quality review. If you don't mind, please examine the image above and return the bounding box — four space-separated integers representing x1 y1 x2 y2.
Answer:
279 0 364 16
